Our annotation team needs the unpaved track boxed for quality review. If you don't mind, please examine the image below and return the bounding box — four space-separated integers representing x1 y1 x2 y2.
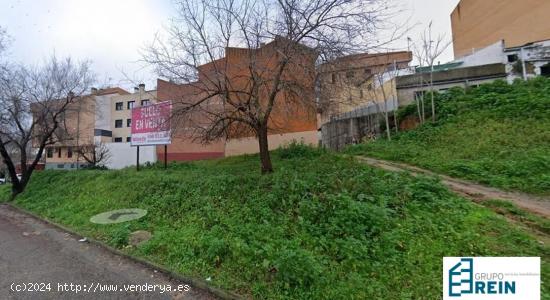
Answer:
0 204 217 300
355 156 550 218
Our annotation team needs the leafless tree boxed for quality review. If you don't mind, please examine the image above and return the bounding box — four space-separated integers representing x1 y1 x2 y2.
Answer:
77 142 111 168
412 21 451 122
144 0 400 173
0 55 94 198
371 63 401 140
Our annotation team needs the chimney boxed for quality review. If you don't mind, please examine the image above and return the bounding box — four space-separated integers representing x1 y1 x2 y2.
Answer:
138 83 145 93
91 87 98 94
134 87 139 93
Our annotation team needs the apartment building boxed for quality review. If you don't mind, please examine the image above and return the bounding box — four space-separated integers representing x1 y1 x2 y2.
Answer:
317 51 413 125
451 0 550 59
156 37 319 161
42 87 129 170
110 84 157 143
317 51 413 149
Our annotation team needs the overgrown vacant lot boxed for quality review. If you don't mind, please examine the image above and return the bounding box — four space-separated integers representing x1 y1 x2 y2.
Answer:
2 146 548 299
347 78 550 196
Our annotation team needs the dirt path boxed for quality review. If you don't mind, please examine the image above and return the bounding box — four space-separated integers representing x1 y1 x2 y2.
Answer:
355 156 550 219
0 204 217 300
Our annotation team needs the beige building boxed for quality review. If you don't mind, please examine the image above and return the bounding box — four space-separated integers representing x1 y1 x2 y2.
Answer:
318 51 413 125
110 84 157 143
451 0 550 59
318 51 413 149
41 87 129 169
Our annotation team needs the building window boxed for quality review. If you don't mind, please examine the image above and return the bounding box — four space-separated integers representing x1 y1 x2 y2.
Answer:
141 99 150 106
127 101 135 110
346 71 355 79
46 148 53 158
115 119 123 128
127 119 132 127
126 136 131 142
114 137 123 143
364 69 372 75
360 89 364 98
67 147 73 158
331 73 337 83
115 102 123 111
507 54 518 63
367 83 373 91
57 164 64 169
541 63 550 77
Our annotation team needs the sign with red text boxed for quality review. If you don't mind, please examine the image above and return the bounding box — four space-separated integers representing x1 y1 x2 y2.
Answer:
130 101 172 146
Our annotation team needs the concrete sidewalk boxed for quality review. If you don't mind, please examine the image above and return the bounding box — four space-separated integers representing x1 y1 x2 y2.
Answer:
0 204 216 300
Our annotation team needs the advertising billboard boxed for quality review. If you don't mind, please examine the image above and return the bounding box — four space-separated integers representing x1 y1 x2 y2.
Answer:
130 101 172 146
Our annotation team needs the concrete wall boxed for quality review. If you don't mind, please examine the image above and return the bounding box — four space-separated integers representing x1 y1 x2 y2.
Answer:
45 162 88 170
451 0 550 58
104 143 157 169
94 94 113 131
396 63 507 106
457 41 506 68
396 77 504 107
225 131 318 156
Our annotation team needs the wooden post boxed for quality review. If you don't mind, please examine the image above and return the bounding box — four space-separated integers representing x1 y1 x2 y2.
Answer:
136 146 140 171
164 145 168 170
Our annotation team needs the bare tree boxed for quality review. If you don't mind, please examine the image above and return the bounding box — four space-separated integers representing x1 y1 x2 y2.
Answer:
0 55 94 198
372 66 398 140
144 0 399 173
77 142 111 168
412 21 451 122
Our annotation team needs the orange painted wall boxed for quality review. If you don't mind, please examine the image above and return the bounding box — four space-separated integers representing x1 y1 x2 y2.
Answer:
451 0 550 58
157 38 318 161
156 79 225 161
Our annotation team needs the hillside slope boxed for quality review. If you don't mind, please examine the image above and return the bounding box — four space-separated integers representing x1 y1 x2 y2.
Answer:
348 78 550 195
2 146 548 299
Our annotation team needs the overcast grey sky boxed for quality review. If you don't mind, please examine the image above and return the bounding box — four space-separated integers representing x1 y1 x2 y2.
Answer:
0 0 460 90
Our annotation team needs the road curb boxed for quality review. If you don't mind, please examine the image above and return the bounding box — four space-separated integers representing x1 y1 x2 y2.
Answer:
5 203 245 300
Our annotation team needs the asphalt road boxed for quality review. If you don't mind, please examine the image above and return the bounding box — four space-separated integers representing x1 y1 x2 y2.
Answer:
0 204 216 300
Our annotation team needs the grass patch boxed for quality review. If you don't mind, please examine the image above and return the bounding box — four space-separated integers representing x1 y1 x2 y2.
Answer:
11 144 549 299
0 184 10 202
347 78 550 196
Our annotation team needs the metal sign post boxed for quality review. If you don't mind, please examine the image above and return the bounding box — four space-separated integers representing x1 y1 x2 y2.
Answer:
136 146 140 171
130 101 172 172
164 145 168 170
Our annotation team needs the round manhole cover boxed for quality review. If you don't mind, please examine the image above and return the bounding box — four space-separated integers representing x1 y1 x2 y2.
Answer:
90 208 147 224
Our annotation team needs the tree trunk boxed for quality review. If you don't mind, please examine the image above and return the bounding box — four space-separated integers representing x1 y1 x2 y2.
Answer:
384 100 391 141
257 126 273 174
415 94 422 124
10 181 25 200
420 94 425 122
431 91 435 122
430 69 436 122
